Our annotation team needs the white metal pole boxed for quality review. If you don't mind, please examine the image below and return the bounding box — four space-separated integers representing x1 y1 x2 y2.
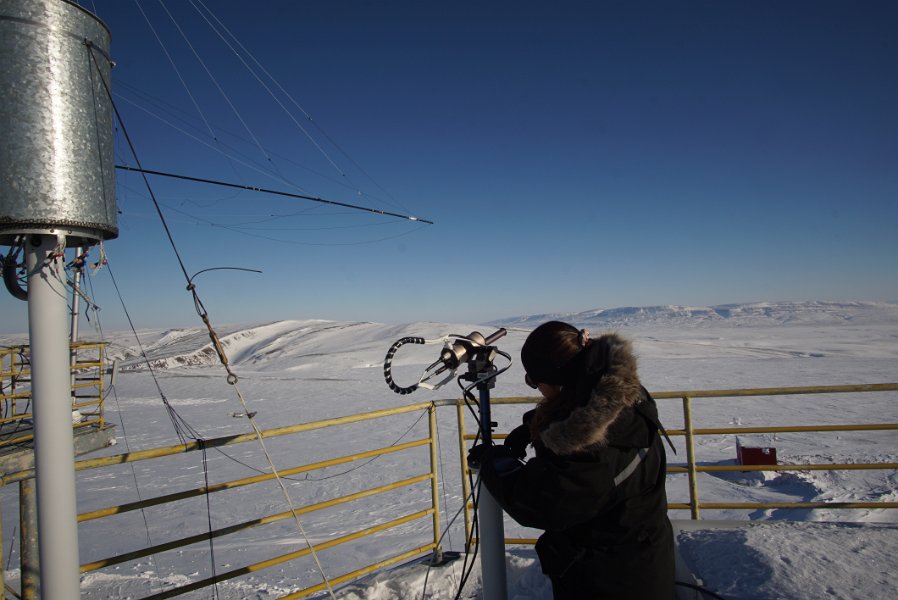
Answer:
478 487 508 599
26 234 81 599
478 386 507 600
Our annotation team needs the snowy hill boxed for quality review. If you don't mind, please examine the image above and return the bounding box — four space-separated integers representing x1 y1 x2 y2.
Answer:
2 301 897 598
87 300 897 373
489 300 898 329
100 320 499 373
4 300 893 375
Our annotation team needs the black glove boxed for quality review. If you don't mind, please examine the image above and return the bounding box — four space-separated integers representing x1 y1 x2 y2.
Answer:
467 443 489 468
503 409 535 460
503 424 531 460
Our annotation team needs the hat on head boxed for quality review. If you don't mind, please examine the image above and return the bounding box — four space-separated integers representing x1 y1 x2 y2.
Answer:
521 321 582 386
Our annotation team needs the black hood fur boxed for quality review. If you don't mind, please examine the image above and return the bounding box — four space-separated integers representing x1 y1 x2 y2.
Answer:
537 333 643 455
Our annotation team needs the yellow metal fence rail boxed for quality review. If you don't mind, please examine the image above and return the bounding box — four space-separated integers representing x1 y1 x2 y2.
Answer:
0 401 443 599
653 383 898 519
0 383 896 598
0 343 106 447
459 383 898 542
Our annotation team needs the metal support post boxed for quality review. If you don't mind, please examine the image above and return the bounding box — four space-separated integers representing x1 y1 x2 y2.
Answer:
20 478 39 600
457 403 472 541
477 385 507 600
0 498 4 599
682 396 700 520
427 403 442 562
27 234 82 598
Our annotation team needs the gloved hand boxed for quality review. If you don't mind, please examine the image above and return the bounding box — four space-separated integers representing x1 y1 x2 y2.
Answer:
467 443 489 468
468 443 523 481
503 424 531 460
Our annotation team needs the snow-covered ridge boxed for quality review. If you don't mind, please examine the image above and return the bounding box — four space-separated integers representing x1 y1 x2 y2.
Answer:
4 301 895 373
104 301 898 372
2 303 896 598
99 319 486 372
489 300 898 329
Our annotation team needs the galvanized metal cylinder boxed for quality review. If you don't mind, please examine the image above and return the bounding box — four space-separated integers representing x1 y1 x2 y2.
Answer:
0 0 117 246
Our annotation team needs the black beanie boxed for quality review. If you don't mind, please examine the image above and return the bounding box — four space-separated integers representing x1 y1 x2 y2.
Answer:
521 321 581 385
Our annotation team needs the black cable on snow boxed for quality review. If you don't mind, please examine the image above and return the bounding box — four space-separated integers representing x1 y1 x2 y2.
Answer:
675 580 729 600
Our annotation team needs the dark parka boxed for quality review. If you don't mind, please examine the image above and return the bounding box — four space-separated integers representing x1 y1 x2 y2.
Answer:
476 333 675 599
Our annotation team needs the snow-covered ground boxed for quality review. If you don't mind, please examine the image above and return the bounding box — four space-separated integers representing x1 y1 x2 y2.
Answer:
1 301 897 599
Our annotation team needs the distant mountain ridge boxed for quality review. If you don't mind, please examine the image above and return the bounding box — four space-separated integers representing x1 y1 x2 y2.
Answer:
488 300 898 329
3 301 896 373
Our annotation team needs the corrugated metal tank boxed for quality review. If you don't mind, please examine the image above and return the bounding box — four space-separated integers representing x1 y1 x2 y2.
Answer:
0 0 117 246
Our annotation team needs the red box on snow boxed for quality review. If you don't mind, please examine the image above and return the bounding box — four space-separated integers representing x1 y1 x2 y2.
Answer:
736 443 777 466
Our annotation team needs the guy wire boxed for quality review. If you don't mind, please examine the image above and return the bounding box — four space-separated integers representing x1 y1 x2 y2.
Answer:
419 474 479 600
155 0 276 173
103 257 200 444
88 40 338 599
132 0 217 142
102 262 215 597
112 91 315 198
198 439 221 600
432 404 454 552
115 165 434 224
82 252 157 549
88 43 192 286
140 0 256 197
112 85 400 205
189 0 411 214
211 404 428 483
188 0 355 192
455 460 482 600
5 526 15 571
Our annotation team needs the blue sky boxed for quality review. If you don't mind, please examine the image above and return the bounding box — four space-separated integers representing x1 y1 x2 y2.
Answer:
3 0 896 333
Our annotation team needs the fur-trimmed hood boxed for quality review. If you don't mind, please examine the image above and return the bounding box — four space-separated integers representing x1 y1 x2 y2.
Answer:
536 333 644 455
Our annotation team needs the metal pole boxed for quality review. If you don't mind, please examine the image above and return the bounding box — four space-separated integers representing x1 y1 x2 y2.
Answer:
682 396 700 520
26 234 81 599
427 404 442 562
457 402 472 542
20 478 39 600
478 385 507 600
0 497 4 599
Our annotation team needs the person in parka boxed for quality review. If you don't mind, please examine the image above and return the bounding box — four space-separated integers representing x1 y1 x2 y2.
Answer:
468 321 675 599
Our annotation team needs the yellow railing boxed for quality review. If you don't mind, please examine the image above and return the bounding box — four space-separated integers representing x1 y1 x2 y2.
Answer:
0 383 896 598
0 342 107 447
654 384 898 519
458 383 898 543
2 401 442 599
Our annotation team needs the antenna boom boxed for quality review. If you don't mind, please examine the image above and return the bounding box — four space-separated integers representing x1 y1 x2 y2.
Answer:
114 165 434 224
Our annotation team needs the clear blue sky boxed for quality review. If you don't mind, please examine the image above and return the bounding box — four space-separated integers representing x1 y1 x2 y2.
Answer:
3 0 896 333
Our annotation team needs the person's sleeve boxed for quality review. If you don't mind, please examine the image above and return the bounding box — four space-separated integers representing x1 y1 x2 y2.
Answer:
478 447 617 531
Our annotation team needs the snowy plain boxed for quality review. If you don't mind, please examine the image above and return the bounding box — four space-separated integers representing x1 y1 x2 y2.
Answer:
1 300 897 599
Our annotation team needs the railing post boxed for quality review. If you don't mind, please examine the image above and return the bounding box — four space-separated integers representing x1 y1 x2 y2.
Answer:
20 478 39 599
456 401 472 542
427 403 442 562
0 494 4 599
682 396 700 520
